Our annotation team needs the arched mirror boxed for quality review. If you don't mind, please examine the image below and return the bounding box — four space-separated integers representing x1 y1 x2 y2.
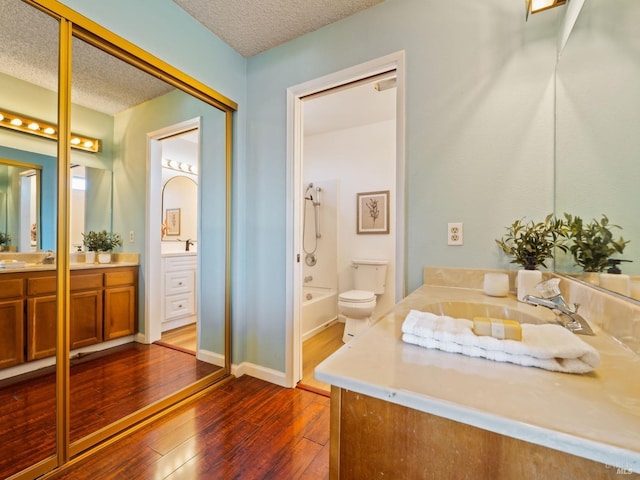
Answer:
0 1 235 478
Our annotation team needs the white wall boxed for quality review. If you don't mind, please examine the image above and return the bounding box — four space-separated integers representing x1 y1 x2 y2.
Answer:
304 119 396 319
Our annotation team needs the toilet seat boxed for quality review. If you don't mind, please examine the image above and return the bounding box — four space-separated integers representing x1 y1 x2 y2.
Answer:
338 290 375 303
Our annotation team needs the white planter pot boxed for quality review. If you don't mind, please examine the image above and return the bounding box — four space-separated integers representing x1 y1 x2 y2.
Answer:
98 252 112 264
85 251 96 264
516 269 542 302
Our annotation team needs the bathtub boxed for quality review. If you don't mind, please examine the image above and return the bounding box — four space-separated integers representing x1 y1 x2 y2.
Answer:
302 286 338 340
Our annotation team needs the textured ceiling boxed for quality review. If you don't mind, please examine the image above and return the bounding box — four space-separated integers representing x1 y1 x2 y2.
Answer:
0 1 172 116
172 0 385 57
0 0 384 115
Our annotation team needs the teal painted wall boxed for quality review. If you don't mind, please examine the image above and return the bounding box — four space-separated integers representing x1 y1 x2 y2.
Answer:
242 0 560 371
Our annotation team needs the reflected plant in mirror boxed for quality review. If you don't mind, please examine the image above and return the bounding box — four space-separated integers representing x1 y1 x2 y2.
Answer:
0 231 10 251
82 230 122 252
564 213 629 273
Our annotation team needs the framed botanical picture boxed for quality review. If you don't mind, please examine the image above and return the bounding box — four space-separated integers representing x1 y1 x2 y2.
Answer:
357 190 390 234
165 208 181 236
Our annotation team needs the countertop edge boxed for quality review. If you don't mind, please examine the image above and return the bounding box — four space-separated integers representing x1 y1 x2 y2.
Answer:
315 368 639 472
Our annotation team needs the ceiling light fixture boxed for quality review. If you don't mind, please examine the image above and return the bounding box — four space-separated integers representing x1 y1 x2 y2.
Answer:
0 109 101 153
525 0 566 20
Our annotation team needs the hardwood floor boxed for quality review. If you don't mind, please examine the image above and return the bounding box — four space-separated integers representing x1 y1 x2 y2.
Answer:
300 322 344 393
46 375 330 480
157 324 197 353
0 343 220 479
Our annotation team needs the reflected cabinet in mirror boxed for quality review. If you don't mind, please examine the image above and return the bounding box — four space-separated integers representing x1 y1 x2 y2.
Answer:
0 0 235 478
555 0 640 300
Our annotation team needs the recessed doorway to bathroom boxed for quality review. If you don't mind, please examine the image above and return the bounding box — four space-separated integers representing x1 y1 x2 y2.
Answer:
289 53 405 392
153 126 200 355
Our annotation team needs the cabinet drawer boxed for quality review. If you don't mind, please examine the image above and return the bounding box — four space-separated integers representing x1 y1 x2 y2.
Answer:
71 273 102 291
104 270 136 287
163 255 197 272
165 271 194 295
165 292 195 320
0 277 24 299
27 276 56 296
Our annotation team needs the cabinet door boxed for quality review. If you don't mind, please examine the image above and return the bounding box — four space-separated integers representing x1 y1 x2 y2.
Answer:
104 286 136 340
71 290 103 349
0 299 25 369
27 295 57 361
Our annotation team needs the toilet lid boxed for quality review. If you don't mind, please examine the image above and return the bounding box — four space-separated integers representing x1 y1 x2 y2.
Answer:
339 290 375 303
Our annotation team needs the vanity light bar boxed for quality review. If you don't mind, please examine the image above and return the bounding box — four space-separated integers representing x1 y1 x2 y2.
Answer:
162 158 198 174
525 0 566 19
0 109 101 153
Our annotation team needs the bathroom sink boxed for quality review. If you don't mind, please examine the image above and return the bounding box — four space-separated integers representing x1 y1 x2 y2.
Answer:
421 301 554 325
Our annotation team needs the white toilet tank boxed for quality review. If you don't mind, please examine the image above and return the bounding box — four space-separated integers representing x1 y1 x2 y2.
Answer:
352 259 388 294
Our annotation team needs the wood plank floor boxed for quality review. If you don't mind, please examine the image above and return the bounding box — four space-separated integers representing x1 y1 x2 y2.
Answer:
0 343 220 479
158 324 197 353
46 375 330 480
300 322 344 392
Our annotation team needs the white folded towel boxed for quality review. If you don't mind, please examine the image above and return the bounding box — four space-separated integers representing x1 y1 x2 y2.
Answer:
401 310 600 374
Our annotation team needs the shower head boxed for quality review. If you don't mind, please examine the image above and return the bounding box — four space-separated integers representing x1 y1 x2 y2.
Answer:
304 183 314 201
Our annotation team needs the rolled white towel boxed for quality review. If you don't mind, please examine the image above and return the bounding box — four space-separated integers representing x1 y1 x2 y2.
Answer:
401 310 600 374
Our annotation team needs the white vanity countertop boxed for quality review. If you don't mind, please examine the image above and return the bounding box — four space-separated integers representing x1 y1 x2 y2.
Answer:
315 284 640 473
161 251 197 258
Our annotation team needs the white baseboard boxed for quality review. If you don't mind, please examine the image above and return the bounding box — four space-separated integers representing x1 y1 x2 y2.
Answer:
196 349 225 367
302 317 340 342
232 362 289 388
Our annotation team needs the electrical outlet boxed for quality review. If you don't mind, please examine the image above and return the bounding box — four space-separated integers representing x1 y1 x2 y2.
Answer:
129 230 135 242
448 222 463 246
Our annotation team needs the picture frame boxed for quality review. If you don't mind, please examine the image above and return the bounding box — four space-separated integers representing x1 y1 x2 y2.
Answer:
357 190 390 234
165 208 181 236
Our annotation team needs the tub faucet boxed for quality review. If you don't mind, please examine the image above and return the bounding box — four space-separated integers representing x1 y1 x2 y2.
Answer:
523 284 595 336
185 239 194 252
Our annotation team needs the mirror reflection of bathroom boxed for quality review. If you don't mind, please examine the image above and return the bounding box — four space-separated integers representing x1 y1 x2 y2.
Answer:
158 129 199 353
299 72 397 393
69 164 113 252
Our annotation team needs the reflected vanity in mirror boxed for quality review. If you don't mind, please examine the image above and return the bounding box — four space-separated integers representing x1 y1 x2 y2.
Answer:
0 159 41 251
555 0 640 301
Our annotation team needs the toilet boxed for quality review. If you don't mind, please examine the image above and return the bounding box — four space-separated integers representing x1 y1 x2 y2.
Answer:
339 259 388 343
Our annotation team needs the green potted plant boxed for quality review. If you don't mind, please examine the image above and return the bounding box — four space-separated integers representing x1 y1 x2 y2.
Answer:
564 213 629 274
495 214 568 301
0 232 10 252
82 230 122 264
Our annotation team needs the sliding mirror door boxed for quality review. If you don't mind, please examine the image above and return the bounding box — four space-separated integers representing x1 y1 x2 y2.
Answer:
0 0 234 476
67 30 231 452
0 2 59 478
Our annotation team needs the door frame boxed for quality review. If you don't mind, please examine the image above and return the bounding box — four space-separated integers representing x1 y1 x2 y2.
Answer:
285 51 406 387
144 117 201 345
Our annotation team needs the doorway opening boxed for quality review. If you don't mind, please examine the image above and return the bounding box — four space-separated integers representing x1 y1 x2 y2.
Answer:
286 52 406 390
145 118 201 356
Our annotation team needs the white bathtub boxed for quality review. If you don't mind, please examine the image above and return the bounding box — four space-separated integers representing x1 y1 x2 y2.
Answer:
302 286 338 340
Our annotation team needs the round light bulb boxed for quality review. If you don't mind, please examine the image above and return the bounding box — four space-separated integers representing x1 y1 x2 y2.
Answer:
70 137 81 145
44 127 55 135
83 141 94 148
10 118 22 126
28 122 40 131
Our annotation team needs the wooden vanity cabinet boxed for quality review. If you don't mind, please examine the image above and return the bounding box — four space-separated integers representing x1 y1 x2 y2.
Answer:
104 268 138 340
0 275 25 368
26 274 57 361
2 265 138 367
70 272 103 349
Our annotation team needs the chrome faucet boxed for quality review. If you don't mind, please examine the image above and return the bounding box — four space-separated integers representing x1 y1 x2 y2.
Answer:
523 279 594 335
41 250 55 264
185 239 194 251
